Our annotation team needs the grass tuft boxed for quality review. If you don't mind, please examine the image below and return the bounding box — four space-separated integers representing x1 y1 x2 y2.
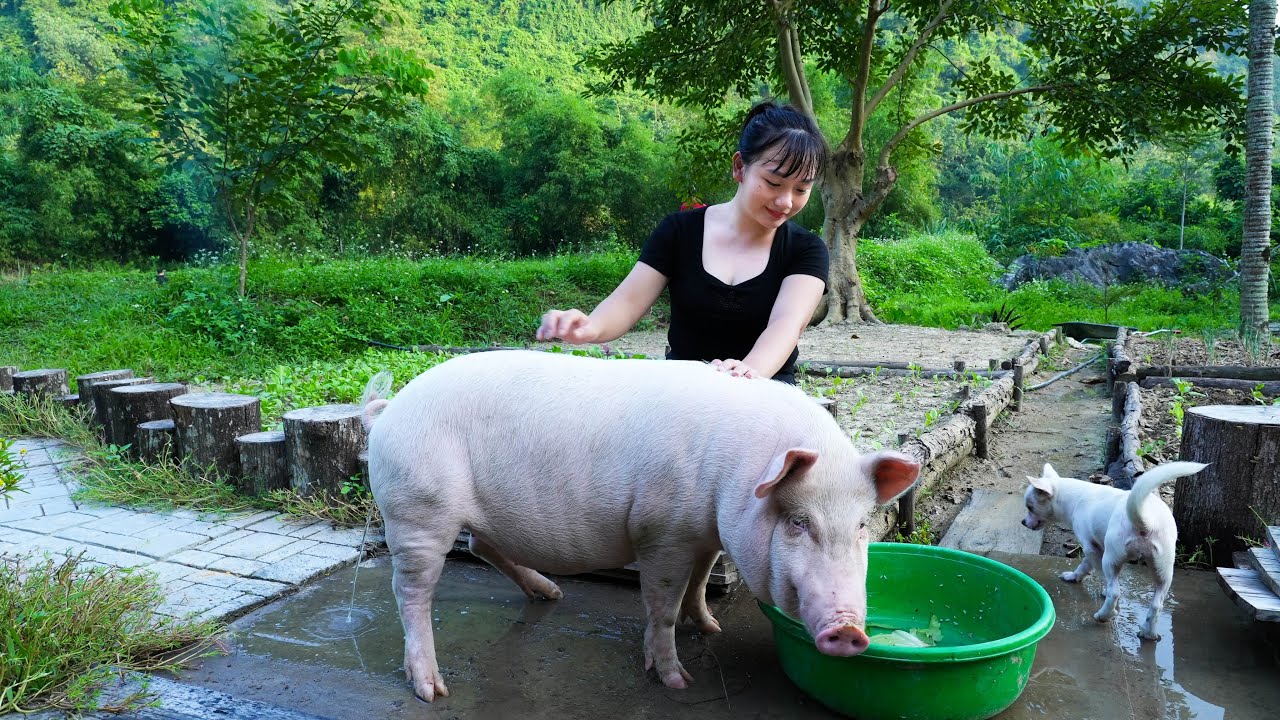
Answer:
0 553 223 713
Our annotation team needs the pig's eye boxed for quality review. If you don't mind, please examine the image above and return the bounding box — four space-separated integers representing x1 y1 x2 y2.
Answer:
789 514 811 532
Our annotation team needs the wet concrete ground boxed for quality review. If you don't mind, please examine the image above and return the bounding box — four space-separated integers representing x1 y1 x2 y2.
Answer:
178 551 1280 720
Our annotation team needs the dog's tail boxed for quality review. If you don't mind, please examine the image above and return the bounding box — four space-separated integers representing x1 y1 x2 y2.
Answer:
1126 461 1208 532
361 370 393 431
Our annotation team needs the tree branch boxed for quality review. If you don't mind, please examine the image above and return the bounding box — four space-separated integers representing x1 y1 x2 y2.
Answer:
848 0 886 150
864 0 954 119
769 0 812 117
877 84 1053 167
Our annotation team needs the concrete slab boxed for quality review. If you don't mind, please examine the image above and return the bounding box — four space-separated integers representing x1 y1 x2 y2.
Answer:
939 487 1044 555
169 552 1280 720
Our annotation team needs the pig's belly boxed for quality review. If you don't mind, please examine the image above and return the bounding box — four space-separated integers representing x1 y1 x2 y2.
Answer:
468 522 639 575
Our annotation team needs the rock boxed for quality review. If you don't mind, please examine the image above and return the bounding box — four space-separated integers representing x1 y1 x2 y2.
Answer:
999 242 1233 292
981 322 1011 334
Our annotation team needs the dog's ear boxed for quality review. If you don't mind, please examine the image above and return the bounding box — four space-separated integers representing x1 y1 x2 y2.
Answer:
1028 476 1054 496
1042 463 1060 480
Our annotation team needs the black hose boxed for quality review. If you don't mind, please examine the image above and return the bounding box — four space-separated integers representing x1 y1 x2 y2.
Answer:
1026 350 1106 391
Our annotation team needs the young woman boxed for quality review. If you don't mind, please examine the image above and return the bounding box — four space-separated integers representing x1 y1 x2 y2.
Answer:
536 102 829 384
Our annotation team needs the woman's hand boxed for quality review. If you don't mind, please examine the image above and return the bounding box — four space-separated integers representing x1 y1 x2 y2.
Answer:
712 358 761 379
536 309 600 344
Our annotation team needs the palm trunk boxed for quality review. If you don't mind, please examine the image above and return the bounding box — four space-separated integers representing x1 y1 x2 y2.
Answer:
1240 0 1275 337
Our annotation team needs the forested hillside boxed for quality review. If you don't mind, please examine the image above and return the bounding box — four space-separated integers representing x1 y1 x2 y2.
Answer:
0 0 1259 269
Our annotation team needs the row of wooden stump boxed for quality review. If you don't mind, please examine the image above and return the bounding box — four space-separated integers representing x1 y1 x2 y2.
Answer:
0 366 365 498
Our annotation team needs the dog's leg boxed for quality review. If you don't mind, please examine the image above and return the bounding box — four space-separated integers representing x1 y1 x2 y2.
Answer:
1139 552 1175 641
1092 549 1126 623
1061 543 1098 583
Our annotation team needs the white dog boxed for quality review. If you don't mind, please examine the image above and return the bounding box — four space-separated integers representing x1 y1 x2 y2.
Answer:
1021 461 1207 640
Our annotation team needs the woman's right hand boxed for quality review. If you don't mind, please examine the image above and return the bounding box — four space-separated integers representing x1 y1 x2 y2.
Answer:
536 309 599 344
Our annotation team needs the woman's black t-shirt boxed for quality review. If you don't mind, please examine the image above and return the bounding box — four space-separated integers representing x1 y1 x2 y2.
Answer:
638 207 829 381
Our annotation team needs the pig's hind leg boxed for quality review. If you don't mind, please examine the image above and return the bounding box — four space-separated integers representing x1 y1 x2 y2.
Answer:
385 517 459 702
679 549 722 633
467 533 564 600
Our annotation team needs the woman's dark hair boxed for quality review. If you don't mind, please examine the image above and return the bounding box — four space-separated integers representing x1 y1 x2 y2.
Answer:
738 101 827 180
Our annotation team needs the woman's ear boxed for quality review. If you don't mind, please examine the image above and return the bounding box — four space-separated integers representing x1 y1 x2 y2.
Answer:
731 152 745 183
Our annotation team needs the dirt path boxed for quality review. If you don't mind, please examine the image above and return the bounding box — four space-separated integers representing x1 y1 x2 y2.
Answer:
918 343 1111 557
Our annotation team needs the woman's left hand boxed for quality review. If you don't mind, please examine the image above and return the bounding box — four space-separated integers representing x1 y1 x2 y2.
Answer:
712 358 761 379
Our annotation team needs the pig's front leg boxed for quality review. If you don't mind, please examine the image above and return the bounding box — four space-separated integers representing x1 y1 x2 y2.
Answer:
679 549 722 634
387 524 456 702
637 553 697 688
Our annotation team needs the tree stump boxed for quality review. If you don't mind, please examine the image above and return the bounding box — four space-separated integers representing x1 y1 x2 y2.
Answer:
137 419 176 464
106 382 187 453
75 368 133 415
13 369 69 398
90 377 153 431
170 392 262 478
0 366 17 393
1175 405 1280 566
59 394 79 408
284 404 365 498
237 431 288 496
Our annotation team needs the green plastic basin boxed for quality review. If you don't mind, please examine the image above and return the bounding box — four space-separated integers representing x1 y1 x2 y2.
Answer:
758 543 1055 720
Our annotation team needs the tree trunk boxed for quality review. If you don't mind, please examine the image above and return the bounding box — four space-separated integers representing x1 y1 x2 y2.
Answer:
90 377 153 432
237 430 289 496
1240 0 1276 337
137 419 176 464
1174 405 1280 567
1 366 19 393
283 404 365 498
106 382 187 454
13 369 69 398
170 392 262 479
75 370 134 400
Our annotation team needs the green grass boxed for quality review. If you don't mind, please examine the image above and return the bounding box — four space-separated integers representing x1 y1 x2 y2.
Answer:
860 231 1278 332
0 251 641 383
0 552 222 713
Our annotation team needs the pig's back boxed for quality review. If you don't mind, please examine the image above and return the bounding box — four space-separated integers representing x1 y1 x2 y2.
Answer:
368 351 829 572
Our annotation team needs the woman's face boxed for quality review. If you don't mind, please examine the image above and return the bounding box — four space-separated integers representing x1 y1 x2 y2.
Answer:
733 147 816 229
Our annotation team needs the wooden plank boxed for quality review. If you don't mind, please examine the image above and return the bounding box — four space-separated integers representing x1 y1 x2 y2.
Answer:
1266 526 1279 562
449 530 739 589
939 488 1043 556
1247 547 1280 598
1216 567 1280 622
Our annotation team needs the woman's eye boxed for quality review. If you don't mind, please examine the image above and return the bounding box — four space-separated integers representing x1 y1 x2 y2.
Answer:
765 180 780 188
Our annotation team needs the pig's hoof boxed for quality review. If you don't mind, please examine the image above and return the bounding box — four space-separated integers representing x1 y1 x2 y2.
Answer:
682 608 721 634
408 669 449 702
658 665 694 689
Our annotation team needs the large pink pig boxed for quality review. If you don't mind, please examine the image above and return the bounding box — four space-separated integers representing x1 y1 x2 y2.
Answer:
361 350 920 701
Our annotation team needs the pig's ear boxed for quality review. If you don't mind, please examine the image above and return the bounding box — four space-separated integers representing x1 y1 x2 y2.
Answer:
863 451 921 505
754 448 819 499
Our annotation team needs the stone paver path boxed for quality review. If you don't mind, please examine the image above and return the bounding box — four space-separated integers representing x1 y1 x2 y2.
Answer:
0 438 372 622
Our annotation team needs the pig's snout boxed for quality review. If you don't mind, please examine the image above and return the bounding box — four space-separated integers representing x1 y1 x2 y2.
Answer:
815 624 870 656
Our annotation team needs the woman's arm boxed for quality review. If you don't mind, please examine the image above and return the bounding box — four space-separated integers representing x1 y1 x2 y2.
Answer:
738 274 826 377
536 262 667 344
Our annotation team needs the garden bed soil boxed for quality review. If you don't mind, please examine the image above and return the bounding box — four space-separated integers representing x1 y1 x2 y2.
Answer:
609 322 1039 368
1136 385 1280 468
1128 332 1280 368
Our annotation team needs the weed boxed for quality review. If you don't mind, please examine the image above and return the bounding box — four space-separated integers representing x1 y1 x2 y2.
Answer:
1251 383 1280 406
894 516 937 545
0 436 27 500
0 553 223 713
1168 379 1203 441
267 478 380 528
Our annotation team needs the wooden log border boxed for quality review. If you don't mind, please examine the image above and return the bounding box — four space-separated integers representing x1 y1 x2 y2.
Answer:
1103 380 1144 490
